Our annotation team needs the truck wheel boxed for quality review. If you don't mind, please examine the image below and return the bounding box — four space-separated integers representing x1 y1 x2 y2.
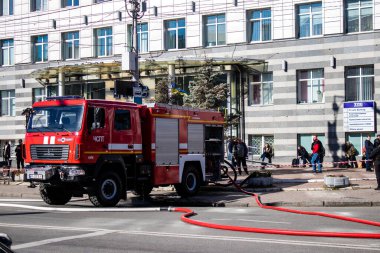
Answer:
39 184 72 205
89 171 122 207
175 165 201 197
132 183 153 198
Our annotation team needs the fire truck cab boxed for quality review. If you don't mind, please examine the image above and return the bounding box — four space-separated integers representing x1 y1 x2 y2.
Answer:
25 96 225 207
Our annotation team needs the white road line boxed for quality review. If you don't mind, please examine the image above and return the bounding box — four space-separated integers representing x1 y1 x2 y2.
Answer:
12 230 113 250
0 199 42 202
212 218 290 224
0 222 379 251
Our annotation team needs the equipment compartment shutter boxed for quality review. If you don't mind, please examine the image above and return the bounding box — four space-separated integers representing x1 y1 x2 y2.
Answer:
188 124 204 154
156 118 179 165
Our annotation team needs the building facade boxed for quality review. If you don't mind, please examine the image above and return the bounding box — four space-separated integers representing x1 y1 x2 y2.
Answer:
0 0 379 163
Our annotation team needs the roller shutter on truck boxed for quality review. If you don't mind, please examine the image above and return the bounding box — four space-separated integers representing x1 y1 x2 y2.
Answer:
155 118 179 165
188 124 204 154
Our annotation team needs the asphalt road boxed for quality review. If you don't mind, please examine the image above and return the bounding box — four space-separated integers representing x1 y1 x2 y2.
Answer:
0 198 379 253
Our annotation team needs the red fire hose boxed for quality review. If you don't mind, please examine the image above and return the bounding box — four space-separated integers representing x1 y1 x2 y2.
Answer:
172 175 380 239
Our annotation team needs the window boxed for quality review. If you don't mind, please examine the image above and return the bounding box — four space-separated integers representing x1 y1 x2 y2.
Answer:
127 23 149 53
298 134 325 153
249 9 271 42
32 35 48 62
345 65 374 101
86 82 105 99
347 133 375 156
32 88 46 103
114 110 131 131
62 0 78 7
345 0 373 33
297 2 322 38
62 31 79 60
87 107 105 131
0 0 13 15
95 27 112 57
1 39 14 66
94 0 110 3
31 0 47 11
298 69 324 103
205 14 226 47
249 72 273 105
165 19 186 50
47 86 58 97
1 90 15 116
248 135 274 156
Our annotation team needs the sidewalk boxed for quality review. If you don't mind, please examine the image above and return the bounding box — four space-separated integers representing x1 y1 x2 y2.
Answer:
0 165 379 207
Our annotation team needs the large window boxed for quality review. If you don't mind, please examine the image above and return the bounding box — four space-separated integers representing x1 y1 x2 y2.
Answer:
128 23 149 53
345 65 374 101
1 0 13 15
205 14 226 47
249 9 271 42
165 19 186 50
297 2 322 38
345 0 373 33
31 0 47 11
86 82 105 99
248 135 274 157
63 31 79 60
114 110 131 131
1 39 14 66
298 69 324 104
249 72 273 105
62 0 78 7
1 90 15 116
32 35 48 63
298 134 325 153
95 27 112 57
32 88 46 103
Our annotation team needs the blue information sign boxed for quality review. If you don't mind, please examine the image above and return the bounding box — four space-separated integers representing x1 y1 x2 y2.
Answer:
343 101 375 132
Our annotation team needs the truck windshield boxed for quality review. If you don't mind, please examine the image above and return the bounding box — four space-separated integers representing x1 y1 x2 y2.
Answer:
27 106 84 133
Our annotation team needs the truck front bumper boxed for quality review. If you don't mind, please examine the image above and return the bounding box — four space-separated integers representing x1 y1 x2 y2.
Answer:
26 165 86 182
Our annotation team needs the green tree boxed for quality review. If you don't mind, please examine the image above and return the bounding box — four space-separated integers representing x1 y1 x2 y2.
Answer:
184 59 227 110
154 78 169 103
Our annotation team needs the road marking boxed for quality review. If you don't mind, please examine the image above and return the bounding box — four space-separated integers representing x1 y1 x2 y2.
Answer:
0 199 42 202
12 230 113 250
0 222 379 251
212 218 290 224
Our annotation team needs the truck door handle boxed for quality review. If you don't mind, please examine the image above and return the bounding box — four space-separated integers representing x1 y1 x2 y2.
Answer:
128 144 134 149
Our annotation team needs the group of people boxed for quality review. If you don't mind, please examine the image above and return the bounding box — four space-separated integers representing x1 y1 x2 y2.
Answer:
227 138 249 175
2 139 25 170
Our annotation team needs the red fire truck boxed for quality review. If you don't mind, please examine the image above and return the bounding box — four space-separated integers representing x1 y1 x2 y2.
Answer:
24 96 225 207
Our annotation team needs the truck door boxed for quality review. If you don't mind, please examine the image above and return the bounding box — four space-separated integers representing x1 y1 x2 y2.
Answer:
84 106 110 160
110 108 135 154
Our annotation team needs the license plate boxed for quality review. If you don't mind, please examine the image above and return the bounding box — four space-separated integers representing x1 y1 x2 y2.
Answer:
29 174 44 180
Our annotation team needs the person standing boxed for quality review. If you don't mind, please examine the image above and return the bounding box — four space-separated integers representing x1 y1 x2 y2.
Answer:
369 146 380 191
374 134 380 148
364 135 374 172
227 137 237 168
233 138 248 175
2 141 11 167
311 135 323 173
15 139 24 170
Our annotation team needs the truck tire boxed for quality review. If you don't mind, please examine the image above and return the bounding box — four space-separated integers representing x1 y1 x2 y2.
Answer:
175 165 201 197
89 171 122 207
132 183 153 198
39 184 72 205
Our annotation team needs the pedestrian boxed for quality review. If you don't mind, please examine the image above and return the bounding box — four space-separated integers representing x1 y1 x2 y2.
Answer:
260 143 273 164
15 139 24 170
2 141 11 167
374 134 380 148
344 141 358 168
364 135 374 172
310 135 323 173
297 145 310 167
227 137 237 168
232 138 248 175
369 146 380 191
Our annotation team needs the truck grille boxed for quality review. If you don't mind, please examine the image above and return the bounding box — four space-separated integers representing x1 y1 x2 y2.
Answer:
30 145 69 160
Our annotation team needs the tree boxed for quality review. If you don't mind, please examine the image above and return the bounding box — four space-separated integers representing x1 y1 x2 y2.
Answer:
154 78 169 103
184 59 227 110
